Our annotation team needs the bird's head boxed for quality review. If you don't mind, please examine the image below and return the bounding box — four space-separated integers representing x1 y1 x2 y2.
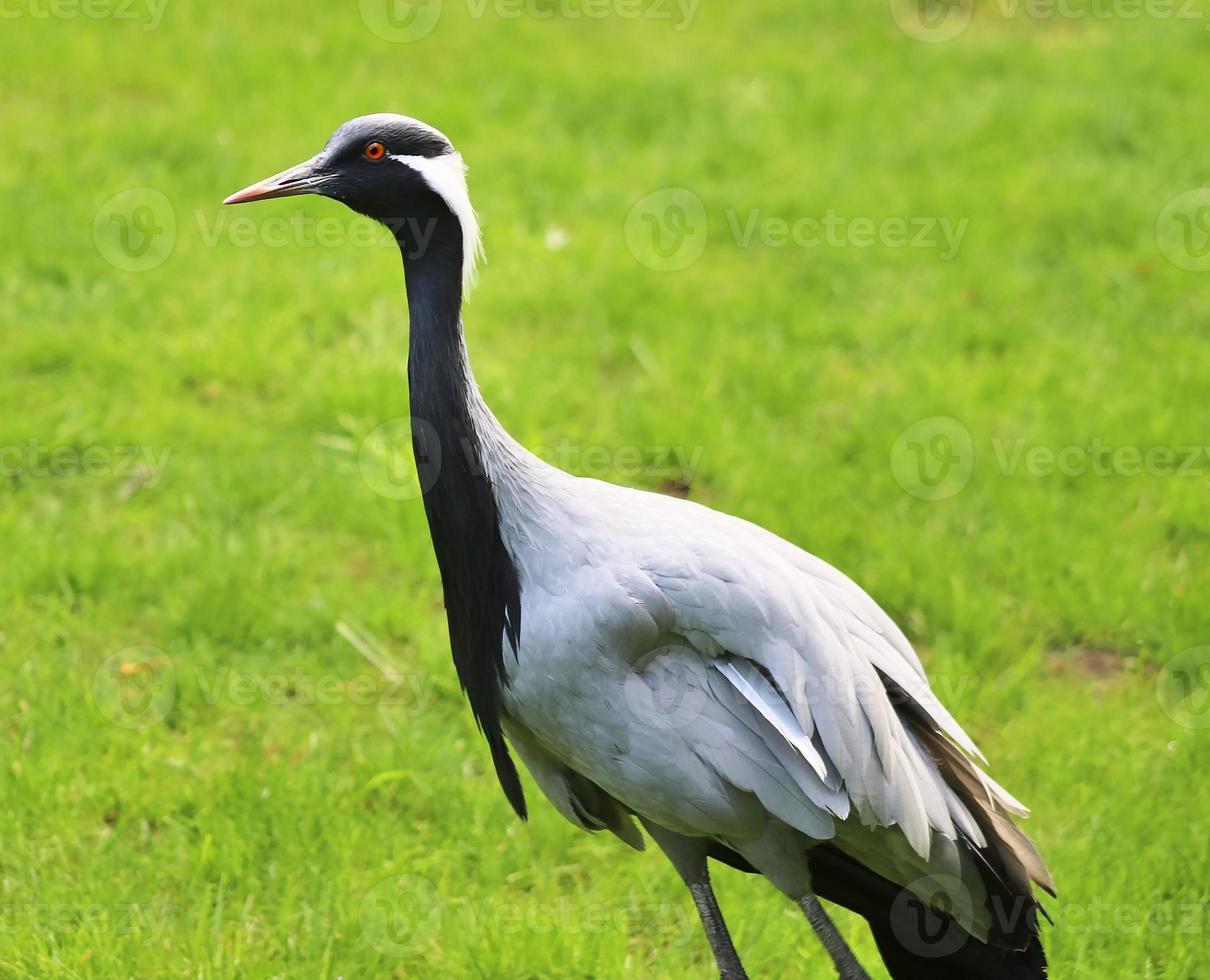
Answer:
224 113 482 291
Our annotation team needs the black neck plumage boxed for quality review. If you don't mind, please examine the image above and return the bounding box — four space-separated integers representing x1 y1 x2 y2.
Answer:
395 202 526 819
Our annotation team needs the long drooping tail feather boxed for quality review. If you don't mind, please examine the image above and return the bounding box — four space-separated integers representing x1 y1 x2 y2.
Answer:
704 690 1054 976
799 707 1054 979
911 718 1056 900
806 843 1048 979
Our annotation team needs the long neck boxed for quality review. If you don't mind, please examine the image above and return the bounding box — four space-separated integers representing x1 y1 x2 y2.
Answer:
397 208 527 819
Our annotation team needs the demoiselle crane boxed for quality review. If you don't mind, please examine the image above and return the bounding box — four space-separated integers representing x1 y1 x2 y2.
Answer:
225 114 1054 979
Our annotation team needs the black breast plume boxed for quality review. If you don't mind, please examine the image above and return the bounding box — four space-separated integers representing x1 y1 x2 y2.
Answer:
399 202 527 819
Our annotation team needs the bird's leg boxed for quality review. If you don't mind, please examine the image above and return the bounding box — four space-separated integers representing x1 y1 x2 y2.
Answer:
688 872 748 980
640 819 748 980
799 894 871 980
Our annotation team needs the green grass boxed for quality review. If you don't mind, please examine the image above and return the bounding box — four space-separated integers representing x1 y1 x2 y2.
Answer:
2 1 1209 976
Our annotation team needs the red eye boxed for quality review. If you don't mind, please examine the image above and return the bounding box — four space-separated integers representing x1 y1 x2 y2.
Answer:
364 141 387 161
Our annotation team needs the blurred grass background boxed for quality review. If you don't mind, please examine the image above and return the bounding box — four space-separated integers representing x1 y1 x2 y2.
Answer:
2 0 1209 976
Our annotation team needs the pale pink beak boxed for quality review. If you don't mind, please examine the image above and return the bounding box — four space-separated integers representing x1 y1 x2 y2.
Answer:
223 156 328 206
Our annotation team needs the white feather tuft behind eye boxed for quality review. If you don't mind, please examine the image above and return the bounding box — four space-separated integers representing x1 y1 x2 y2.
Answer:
389 152 484 297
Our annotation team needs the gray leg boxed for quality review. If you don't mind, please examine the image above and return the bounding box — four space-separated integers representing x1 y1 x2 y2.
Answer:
688 874 747 980
640 819 748 980
799 894 870 980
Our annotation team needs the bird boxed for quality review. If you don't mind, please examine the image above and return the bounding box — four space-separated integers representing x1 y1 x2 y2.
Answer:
225 113 1055 980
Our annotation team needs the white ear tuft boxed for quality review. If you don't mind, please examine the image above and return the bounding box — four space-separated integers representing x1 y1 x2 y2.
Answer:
389 152 484 297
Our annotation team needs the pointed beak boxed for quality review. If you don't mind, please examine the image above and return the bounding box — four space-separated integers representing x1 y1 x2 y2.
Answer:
223 155 329 206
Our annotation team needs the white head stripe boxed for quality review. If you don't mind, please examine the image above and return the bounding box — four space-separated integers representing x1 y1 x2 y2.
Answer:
390 153 483 296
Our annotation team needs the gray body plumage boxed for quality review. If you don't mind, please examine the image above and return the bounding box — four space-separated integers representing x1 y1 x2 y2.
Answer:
225 113 1052 979
468 378 1046 944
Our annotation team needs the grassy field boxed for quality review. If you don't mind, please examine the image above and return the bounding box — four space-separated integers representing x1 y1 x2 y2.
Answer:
3 0 1209 976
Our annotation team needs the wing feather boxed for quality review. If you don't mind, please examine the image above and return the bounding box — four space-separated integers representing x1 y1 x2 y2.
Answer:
633 509 1029 864
713 657 831 783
